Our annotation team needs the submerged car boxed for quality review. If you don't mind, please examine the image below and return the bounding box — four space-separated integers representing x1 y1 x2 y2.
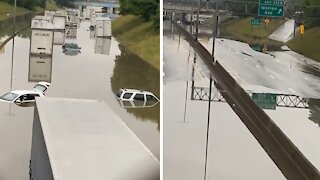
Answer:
62 43 81 56
116 88 159 108
0 82 50 104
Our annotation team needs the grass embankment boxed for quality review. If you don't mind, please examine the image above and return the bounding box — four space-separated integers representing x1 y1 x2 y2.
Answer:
0 1 59 21
112 15 160 70
288 27 320 62
0 1 30 21
221 17 285 47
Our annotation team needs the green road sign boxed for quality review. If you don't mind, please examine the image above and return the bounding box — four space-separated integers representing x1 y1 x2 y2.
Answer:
251 19 262 25
258 0 284 17
252 93 277 110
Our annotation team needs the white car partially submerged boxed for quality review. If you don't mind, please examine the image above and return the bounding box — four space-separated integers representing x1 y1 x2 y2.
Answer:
116 88 159 108
0 82 50 104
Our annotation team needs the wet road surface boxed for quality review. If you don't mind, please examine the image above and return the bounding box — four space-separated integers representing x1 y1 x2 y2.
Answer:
0 19 159 179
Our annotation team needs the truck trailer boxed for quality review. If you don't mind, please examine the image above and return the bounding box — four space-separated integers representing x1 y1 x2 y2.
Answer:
30 98 160 180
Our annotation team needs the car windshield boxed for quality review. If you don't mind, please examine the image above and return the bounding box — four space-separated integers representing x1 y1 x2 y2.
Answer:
0 92 19 101
34 84 47 93
65 43 78 49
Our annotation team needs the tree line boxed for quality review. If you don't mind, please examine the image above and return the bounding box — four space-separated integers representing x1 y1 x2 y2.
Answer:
119 0 159 29
0 0 47 10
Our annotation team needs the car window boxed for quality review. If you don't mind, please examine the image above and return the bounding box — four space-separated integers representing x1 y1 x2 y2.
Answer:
123 93 133 99
146 94 158 101
133 100 145 106
26 94 40 101
116 90 123 98
0 92 19 101
133 93 145 101
122 101 132 107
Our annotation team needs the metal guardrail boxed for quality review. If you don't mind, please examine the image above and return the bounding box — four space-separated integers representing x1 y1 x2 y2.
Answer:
192 86 309 109
172 21 320 180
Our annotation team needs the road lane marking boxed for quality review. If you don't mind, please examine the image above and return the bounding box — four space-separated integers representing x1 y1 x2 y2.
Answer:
244 57 248 61
288 88 295 93
269 74 275 79
305 77 310 81
256 65 260 69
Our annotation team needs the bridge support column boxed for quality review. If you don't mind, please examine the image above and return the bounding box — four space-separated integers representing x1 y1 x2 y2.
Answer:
112 7 116 14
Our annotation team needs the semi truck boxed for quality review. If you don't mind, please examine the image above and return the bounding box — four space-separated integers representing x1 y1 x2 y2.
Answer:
30 98 160 180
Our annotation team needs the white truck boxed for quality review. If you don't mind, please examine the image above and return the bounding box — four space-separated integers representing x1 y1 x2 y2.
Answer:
95 17 111 37
30 98 160 180
52 15 66 30
82 8 91 20
30 28 54 55
28 55 52 82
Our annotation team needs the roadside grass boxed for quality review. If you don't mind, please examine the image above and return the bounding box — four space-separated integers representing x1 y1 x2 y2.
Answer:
288 27 320 62
0 0 59 21
112 15 160 70
35 0 59 13
220 17 285 47
0 1 30 21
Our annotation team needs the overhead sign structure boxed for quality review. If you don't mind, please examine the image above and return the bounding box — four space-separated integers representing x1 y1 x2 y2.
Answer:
252 93 277 110
258 0 285 17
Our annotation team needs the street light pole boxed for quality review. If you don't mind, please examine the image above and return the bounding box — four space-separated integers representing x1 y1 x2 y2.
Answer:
10 0 17 91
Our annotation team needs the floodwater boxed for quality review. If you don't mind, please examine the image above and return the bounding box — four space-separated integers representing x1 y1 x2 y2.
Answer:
0 17 159 180
164 20 320 179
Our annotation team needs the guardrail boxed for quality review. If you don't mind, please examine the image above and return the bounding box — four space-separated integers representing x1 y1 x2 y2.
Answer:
172 21 320 180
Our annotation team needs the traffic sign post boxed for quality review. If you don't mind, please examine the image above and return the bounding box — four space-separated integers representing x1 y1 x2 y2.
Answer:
258 0 284 18
251 19 262 26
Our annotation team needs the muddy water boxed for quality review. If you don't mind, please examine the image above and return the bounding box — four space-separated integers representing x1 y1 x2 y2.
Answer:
0 19 159 180
164 20 320 179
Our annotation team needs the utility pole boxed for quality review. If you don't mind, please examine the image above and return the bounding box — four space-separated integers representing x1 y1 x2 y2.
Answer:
10 0 17 91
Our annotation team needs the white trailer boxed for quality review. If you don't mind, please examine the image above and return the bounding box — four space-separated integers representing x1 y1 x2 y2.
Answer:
30 28 54 55
31 16 53 29
53 15 66 30
66 27 77 39
83 8 91 20
30 98 160 180
95 37 111 55
96 17 111 37
28 55 52 82
53 30 65 45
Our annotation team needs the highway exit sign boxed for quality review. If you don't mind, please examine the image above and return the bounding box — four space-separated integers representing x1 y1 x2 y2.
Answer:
252 93 277 110
258 0 284 17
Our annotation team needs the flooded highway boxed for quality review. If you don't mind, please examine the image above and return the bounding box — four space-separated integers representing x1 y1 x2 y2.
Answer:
0 18 159 180
164 20 320 179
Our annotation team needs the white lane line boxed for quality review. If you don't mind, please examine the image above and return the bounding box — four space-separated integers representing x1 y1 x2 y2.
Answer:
235 51 240 54
269 74 275 79
244 57 248 61
288 88 295 93
305 77 310 81
256 65 260 69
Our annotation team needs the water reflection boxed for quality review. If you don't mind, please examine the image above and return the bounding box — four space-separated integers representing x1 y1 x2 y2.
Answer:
28 55 52 82
95 37 111 55
53 30 66 45
111 45 160 129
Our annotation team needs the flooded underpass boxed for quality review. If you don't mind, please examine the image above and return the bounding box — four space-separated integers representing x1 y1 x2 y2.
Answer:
164 20 320 179
0 19 159 180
